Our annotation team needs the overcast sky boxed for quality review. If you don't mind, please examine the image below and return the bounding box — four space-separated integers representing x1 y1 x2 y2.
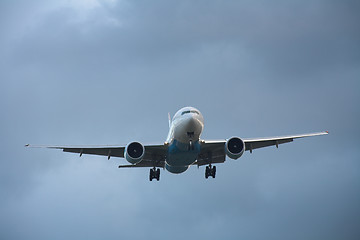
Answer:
1 0 359 239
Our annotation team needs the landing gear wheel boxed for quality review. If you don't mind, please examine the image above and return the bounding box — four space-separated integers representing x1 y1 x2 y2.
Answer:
205 165 216 179
205 166 210 179
156 169 160 181
149 168 154 181
212 166 216 178
150 168 160 181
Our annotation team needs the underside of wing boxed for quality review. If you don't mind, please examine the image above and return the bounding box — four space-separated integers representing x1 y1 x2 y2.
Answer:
26 144 168 167
141 144 168 167
26 145 125 159
195 141 226 166
64 146 125 158
243 131 328 152
194 131 328 166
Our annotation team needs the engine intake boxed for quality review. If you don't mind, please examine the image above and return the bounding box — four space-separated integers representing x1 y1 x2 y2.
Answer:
225 137 245 159
125 142 145 164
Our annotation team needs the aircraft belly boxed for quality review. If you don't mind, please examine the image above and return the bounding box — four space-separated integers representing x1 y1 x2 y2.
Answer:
167 152 197 166
166 140 200 167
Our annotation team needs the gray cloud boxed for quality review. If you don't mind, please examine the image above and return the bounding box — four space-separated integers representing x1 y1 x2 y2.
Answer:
1 0 359 239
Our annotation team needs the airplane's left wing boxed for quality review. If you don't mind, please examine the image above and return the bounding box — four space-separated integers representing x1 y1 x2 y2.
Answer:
25 144 168 167
243 131 328 153
194 131 328 166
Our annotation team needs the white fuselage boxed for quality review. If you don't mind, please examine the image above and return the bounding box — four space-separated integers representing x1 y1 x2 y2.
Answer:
164 107 204 173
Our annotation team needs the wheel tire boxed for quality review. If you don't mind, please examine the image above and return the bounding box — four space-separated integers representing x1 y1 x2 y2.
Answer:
149 169 154 181
205 166 209 179
212 166 216 178
156 169 160 181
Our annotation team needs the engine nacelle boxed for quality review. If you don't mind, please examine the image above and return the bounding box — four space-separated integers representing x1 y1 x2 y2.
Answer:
225 137 245 159
124 142 145 164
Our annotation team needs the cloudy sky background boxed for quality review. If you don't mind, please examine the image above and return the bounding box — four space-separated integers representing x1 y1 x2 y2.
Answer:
1 0 359 239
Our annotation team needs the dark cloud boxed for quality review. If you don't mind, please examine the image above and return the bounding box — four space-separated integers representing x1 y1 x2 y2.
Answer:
1 0 359 239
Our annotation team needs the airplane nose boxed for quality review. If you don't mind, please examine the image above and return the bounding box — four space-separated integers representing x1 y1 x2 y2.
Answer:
184 115 199 130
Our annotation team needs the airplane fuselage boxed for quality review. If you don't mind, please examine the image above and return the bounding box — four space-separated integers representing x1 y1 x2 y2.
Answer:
165 107 204 173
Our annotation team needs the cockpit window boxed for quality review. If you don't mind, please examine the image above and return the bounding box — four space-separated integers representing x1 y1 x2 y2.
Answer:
181 110 190 115
181 110 199 115
192 110 199 115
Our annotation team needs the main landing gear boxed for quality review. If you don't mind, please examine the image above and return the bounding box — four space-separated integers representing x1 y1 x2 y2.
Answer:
205 165 216 179
149 167 160 181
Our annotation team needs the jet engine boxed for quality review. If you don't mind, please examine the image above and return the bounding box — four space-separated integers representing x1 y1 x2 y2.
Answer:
225 137 245 159
125 142 145 164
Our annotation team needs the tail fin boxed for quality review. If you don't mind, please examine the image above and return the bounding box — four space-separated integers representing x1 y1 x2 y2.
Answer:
168 112 171 128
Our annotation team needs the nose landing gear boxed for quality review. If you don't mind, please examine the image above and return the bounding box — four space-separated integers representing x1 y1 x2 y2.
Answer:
205 165 216 179
188 140 194 151
149 167 160 181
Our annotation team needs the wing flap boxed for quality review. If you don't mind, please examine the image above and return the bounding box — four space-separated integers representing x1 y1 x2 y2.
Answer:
194 154 226 166
118 160 165 168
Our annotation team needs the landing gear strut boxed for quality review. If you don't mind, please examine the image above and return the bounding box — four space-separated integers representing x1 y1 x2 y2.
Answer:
149 167 160 181
205 165 216 179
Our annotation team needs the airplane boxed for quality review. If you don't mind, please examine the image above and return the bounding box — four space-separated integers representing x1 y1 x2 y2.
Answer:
26 106 328 181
